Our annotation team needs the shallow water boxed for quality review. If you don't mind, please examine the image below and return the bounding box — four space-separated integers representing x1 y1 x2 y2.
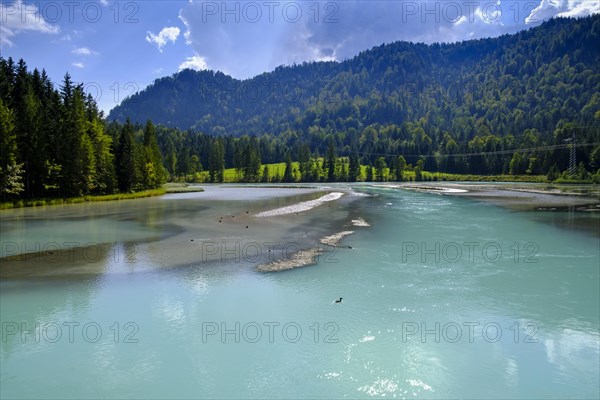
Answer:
1 185 598 399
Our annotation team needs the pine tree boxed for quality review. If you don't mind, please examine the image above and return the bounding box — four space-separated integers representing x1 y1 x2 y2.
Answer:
298 143 311 182
164 138 178 180
13 60 46 197
283 154 294 182
339 158 349 182
209 139 225 182
0 98 24 197
395 156 406 181
415 159 424 181
375 157 387 181
261 164 270 183
366 165 374 182
59 80 88 196
143 120 165 188
242 140 261 182
349 153 360 182
116 119 136 192
326 138 337 182
87 115 115 194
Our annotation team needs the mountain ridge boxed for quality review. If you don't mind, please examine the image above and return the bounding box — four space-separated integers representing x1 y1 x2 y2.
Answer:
108 15 600 140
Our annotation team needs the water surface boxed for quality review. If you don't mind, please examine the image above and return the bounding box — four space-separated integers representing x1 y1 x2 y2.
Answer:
1 185 598 399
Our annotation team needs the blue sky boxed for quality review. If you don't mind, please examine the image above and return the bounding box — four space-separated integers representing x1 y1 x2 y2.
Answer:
1 0 598 115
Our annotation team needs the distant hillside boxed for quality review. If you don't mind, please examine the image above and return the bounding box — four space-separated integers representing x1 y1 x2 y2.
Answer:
109 15 600 137
108 16 600 176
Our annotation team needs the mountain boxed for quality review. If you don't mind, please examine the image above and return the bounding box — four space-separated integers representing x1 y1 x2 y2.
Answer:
107 16 600 176
3 17 599 203
109 15 600 135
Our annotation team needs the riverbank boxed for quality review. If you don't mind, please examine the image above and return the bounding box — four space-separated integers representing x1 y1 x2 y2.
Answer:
0 184 204 210
400 182 600 212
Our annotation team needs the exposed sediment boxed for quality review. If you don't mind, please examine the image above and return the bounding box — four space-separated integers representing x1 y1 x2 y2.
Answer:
255 192 344 217
257 230 356 272
320 231 355 247
256 248 322 272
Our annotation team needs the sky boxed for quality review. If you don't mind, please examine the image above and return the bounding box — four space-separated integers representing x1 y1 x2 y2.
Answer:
1 0 598 115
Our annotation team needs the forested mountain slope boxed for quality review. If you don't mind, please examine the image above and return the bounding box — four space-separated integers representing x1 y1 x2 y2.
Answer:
107 16 600 174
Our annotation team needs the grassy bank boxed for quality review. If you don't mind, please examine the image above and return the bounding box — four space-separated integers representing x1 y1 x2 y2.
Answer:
162 183 205 193
1 184 208 210
0 188 167 210
178 162 599 185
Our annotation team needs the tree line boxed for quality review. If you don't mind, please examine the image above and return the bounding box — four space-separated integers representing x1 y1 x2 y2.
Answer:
108 16 600 179
1 52 598 203
4 14 600 203
0 57 165 200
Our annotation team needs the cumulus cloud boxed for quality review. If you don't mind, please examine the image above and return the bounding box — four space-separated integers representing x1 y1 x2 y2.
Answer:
146 26 181 52
177 0 599 79
72 47 97 56
0 0 59 47
526 0 600 23
179 54 208 71
72 62 85 69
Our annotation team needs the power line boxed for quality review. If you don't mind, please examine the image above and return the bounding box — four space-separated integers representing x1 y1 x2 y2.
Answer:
302 125 600 159
310 141 599 160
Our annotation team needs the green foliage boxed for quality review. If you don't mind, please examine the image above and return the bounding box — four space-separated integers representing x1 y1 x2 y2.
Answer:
208 138 225 182
415 159 424 182
116 119 136 192
143 120 166 188
0 98 24 197
283 154 294 182
395 156 407 182
261 165 270 183
348 153 361 182
366 165 374 182
375 157 387 182
326 139 337 182
0 189 167 209
109 16 600 181
3 16 600 201
547 164 560 182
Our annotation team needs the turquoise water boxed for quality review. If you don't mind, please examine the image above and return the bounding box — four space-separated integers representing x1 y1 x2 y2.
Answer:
1 186 599 399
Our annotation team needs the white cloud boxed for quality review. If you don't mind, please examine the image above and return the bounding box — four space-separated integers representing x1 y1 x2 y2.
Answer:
72 47 97 56
99 0 109 5
72 62 85 69
153 67 164 74
0 0 59 47
526 0 600 24
179 55 208 71
145 26 181 52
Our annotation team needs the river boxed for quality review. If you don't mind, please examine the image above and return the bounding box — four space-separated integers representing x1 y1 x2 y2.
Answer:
1 184 598 399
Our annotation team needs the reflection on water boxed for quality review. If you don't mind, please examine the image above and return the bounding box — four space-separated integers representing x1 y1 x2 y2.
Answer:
526 208 600 237
1 185 598 399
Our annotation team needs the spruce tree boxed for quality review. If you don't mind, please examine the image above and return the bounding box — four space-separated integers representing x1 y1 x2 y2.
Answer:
0 98 24 197
326 138 336 182
116 119 136 192
283 154 294 182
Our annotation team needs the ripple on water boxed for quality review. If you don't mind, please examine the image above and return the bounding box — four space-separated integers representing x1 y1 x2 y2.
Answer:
359 335 375 343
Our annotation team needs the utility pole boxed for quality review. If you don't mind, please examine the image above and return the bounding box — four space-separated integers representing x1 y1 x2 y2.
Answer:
563 131 577 175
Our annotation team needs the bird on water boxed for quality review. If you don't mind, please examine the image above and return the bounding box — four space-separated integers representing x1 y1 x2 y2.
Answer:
335 297 343 303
